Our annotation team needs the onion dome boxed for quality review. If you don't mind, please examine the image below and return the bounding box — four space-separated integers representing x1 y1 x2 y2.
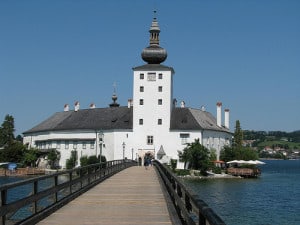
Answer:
109 83 120 107
141 12 167 64
109 93 119 107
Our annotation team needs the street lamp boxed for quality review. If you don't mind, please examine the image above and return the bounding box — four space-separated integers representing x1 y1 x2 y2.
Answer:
98 131 104 163
122 142 126 160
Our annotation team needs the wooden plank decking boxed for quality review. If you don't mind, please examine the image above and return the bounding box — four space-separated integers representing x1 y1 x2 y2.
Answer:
37 166 175 225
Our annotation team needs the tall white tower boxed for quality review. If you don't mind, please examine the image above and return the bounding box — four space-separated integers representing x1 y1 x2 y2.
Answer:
132 13 175 158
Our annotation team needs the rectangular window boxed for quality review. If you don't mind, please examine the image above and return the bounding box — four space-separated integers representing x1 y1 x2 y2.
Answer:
147 72 156 81
56 141 61 149
158 99 162 105
139 99 144 105
65 141 69 149
90 141 95 149
82 142 86 149
73 141 77 149
147 136 154 145
158 119 162 125
180 133 190 145
140 86 144 92
158 73 163 79
48 142 52 149
139 119 143 125
158 86 162 92
140 73 144 79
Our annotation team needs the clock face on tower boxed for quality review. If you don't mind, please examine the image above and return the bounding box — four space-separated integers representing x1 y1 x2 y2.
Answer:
147 73 156 81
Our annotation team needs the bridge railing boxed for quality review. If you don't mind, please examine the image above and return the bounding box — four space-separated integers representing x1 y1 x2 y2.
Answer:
153 160 226 225
0 159 137 225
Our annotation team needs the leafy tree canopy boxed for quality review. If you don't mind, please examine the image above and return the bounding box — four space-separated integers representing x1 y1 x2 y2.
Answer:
0 114 15 147
0 141 26 163
23 148 39 167
178 139 210 174
233 120 243 148
220 120 258 162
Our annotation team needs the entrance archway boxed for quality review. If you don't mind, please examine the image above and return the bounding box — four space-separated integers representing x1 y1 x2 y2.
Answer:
144 151 154 159
137 149 155 166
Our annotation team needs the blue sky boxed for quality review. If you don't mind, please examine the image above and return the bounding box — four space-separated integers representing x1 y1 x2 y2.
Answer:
0 0 299 135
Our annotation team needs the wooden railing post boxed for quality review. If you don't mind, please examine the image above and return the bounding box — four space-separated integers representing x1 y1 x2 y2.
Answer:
69 171 73 194
54 175 58 203
33 180 38 214
1 189 7 225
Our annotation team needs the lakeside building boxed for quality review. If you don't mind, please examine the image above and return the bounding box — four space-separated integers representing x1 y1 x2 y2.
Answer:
23 15 232 169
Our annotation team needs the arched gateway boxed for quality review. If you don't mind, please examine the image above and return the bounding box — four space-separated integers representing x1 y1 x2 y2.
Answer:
137 149 155 166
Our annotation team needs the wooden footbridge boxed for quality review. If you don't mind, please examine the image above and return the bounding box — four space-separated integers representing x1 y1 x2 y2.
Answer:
38 166 175 225
0 160 225 225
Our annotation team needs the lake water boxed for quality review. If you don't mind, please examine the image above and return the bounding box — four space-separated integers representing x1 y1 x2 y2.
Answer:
183 160 300 225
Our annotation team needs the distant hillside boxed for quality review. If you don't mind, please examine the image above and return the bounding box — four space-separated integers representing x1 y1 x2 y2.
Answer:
243 130 300 142
243 130 300 150
242 130 300 159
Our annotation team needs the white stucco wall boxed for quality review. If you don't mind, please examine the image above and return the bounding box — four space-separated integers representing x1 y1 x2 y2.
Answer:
132 69 174 159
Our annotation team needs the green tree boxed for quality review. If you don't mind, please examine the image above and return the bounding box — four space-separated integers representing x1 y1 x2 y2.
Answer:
88 155 98 164
47 150 60 169
220 120 258 162
239 147 258 160
178 139 210 175
23 148 39 167
220 146 236 162
220 145 258 162
15 135 23 142
209 148 217 161
233 120 243 148
66 150 78 169
0 141 25 163
80 156 89 167
0 114 15 147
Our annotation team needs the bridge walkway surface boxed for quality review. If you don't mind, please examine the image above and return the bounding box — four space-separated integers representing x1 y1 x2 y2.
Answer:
37 166 177 225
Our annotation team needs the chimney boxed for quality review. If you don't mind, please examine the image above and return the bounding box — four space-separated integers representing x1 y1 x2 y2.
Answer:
127 99 133 108
90 103 96 109
173 98 177 107
64 104 69 112
216 102 222 127
180 101 185 108
224 109 230 129
74 101 80 112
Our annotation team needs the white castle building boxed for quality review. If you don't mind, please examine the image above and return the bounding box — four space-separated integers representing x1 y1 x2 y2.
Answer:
23 15 232 169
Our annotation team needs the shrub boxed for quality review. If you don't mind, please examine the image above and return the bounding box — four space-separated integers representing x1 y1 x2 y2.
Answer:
175 169 190 176
170 159 177 171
